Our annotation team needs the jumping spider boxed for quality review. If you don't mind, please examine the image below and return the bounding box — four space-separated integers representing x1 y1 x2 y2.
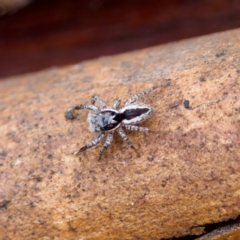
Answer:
65 85 157 160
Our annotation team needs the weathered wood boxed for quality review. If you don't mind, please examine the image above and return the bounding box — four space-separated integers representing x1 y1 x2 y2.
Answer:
0 28 240 239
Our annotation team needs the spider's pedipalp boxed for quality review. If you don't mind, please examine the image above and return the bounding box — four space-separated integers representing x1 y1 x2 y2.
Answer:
124 125 150 133
91 95 107 109
65 104 99 120
98 132 113 160
112 99 121 110
124 85 158 106
74 133 105 155
117 127 134 148
75 104 99 112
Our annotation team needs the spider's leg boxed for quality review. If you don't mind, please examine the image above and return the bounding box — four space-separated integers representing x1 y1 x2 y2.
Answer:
117 127 135 149
124 125 150 133
98 132 113 160
65 104 99 119
112 99 121 110
124 85 158 106
74 133 105 155
91 95 107 109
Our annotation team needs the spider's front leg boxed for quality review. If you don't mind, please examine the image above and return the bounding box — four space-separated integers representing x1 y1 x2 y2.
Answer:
112 99 121 110
97 132 113 160
124 85 158 106
74 133 105 155
65 104 99 120
91 95 107 109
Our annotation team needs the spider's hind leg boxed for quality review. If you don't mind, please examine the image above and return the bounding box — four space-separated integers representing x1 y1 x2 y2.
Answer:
74 133 105 155
124 125 161 135
118 126 141 158
117 127 135 149
124 125 151 133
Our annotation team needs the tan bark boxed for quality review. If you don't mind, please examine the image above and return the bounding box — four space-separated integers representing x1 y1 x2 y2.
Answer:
0 28 240 239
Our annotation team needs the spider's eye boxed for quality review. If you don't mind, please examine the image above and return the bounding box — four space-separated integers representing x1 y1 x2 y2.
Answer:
99 111 121 131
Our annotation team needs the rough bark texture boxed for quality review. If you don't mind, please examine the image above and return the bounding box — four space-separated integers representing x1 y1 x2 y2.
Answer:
0 28 240 240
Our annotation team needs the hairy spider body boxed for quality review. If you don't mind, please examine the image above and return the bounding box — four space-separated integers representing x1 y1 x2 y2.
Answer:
87 109 120 132
65 86 157 160
88 103 152 133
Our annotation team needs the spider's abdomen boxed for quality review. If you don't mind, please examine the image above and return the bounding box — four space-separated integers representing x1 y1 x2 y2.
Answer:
87 109 120 132
120 103 153 125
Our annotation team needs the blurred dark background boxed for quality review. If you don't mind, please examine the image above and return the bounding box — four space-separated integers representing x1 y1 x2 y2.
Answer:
0 0 240 79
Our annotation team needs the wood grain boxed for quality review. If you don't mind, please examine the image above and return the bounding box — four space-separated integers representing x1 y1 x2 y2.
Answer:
0 28 240 239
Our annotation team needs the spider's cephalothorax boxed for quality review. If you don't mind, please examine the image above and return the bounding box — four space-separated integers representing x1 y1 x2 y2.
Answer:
65 86 157 160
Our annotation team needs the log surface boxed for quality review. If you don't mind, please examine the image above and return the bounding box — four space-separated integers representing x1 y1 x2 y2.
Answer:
0 28 240 239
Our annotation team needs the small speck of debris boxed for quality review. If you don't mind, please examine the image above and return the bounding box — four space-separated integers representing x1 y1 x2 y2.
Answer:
0 200 11 209
0 150 7 160
215 52 225 58
51 95 58 99
48 135 52 139
184 100 190 109
170 102 181 108
35 176 43 182
199 76 206 82
6 131 15 138
48 154 53 159
147 155 154 162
